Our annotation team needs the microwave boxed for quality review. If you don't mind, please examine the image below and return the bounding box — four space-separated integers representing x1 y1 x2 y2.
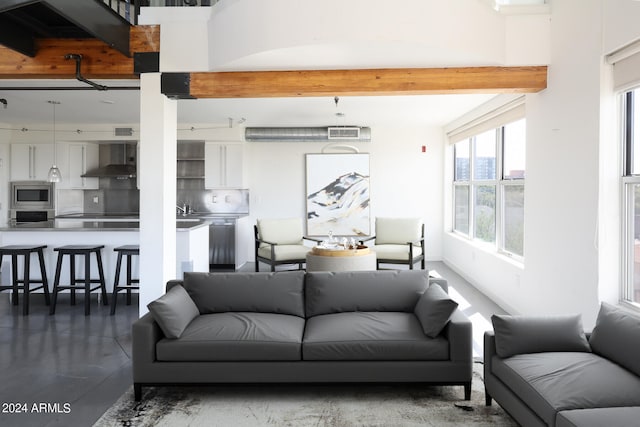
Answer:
10 181 55 210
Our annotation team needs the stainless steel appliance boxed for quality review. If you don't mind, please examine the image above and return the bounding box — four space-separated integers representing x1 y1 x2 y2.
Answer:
10 181 55 222
208 217 235 269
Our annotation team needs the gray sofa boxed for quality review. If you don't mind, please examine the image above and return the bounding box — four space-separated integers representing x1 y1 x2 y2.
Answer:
484 303 640 427
132 269 472 401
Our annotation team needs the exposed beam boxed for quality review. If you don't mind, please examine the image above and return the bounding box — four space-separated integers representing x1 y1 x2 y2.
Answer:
0 25 159 79
130 25 160 53
165 66 547 99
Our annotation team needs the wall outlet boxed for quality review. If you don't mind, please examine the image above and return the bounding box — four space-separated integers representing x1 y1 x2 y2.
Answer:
93 196 99 204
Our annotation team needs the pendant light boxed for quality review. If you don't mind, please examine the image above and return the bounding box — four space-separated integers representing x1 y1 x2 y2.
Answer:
47 100 62 183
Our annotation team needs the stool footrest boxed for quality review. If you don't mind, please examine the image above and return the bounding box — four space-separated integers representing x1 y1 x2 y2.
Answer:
50 246 107 316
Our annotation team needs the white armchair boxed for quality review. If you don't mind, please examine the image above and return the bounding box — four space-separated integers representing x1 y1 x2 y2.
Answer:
361 217 425 270
254 218 321 272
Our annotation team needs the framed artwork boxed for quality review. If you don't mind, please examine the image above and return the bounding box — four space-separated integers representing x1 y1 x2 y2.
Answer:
305 153 370 236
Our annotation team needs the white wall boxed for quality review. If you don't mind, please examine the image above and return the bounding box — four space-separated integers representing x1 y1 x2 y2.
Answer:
244 125 445 261
602 0 640 54
443 0 621 328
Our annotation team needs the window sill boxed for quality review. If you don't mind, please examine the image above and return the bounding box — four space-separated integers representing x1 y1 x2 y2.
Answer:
447 231 524 269
620 300 640 315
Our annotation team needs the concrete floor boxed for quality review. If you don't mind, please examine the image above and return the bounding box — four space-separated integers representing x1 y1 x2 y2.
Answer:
0 261 507 427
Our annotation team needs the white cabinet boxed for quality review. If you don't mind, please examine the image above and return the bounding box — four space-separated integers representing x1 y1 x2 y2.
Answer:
205 143 243 189
10 144 54 181
55 143 99 189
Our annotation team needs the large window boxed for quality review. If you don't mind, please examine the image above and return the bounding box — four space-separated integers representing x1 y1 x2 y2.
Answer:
622 88 640 306
453 118 526 258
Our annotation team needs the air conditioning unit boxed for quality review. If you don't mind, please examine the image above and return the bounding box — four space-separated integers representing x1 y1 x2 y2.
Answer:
245 127 371 142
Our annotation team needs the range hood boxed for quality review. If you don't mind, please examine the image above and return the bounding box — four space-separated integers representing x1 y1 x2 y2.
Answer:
82 143 137 179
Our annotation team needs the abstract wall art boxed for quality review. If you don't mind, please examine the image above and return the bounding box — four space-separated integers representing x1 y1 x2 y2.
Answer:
306 153 370 236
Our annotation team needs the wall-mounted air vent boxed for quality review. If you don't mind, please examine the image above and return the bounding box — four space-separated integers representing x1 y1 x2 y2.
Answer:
245 127 371 142
328 127 360 139
115 127 133 136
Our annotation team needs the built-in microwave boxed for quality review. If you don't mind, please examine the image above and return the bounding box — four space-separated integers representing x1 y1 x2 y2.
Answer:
10 181 55 220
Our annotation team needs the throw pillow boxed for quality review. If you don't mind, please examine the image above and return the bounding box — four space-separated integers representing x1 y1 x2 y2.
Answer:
491 314 591 358
414 284 459 338
147 285 200 339
589 302 640 377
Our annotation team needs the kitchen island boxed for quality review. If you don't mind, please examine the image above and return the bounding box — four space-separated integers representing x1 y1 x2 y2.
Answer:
0 220 209 294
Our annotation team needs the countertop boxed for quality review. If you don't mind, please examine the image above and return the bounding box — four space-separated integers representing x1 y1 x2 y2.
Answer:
56 212 249 220
0 220 209 232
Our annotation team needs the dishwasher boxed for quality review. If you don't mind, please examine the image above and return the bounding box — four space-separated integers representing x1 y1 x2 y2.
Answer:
208 217 235 270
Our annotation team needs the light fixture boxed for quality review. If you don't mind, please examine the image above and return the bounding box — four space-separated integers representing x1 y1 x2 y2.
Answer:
47 100 62 183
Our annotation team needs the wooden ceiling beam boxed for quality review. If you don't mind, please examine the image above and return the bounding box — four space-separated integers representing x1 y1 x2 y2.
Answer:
0 25 160 80
164 66 547 99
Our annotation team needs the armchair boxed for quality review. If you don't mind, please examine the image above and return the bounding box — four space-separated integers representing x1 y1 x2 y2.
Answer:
361 217 425 270
254 218 321 272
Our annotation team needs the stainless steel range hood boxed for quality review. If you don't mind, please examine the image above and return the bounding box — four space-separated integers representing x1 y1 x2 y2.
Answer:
81 143 137 179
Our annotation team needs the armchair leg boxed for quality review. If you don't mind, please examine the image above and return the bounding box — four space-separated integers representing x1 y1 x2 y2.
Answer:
464 382 471 400
134 383 142 401
485 388 492 406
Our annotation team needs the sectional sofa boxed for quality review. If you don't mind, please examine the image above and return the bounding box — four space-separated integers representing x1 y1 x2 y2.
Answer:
132 269 472 401
484 303 640 427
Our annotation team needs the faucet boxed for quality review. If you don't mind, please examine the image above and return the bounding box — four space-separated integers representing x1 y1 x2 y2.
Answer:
176 203 190 216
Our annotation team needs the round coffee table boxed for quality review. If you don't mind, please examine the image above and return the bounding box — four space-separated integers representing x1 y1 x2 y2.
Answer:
306 246 376 272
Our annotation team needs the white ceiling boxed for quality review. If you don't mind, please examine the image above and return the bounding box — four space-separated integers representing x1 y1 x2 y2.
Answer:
0 78 496 129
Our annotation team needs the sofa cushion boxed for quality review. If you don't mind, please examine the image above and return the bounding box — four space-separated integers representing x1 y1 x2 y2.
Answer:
492 352 640 427
257 218 304 245
257 244 310 261
374 217 422 245
183 271 305 317
491 314 591 358
302 311 449 361
156 312 305 361
147 285 199 339
305 270 430 317
414 284 459 338
557 407 640 427
373 244 423 260
589 302 640 377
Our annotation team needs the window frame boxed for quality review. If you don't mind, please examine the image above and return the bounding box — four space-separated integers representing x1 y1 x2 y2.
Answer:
621 88 640 308
451 119 525 261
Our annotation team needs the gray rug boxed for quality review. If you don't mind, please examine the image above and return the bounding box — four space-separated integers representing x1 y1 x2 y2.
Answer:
94 363 516 427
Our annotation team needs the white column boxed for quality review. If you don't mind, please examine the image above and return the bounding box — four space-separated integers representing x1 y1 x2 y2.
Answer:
139 73 177 315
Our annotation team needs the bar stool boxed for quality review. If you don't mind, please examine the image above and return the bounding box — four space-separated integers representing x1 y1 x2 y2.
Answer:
50 245 108 316
110 245 140 315
0 245 50 316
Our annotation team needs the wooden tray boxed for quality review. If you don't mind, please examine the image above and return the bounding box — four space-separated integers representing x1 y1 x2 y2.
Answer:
311 245 370 257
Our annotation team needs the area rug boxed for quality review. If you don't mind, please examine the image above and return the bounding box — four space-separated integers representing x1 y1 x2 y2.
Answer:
93 362 516 427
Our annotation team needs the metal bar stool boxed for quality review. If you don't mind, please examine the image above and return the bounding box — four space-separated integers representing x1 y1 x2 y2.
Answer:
50 245 108 316
110 245 139 315
0 245 50 316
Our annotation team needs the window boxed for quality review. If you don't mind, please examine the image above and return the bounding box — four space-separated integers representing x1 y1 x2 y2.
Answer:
622 88 640 306
452 118 526 258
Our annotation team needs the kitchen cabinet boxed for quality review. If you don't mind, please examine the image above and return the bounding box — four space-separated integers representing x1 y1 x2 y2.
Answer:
205 143 243 189
55 143 99 189
10 144 54 181
178 141 205 190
